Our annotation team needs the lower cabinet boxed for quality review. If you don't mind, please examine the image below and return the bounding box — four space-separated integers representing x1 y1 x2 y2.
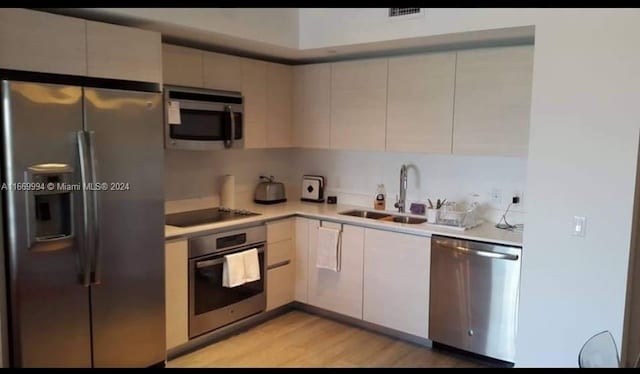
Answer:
266 219 295 311
266 262 295 311
294 217 310 303
363 228 431 338
165 239 189 350
308 221 364 319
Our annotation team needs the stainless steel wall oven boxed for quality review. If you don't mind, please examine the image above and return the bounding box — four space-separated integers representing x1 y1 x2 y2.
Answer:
188 225 266 338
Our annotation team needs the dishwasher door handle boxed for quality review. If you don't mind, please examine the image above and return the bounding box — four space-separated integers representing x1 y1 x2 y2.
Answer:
451 245 519 261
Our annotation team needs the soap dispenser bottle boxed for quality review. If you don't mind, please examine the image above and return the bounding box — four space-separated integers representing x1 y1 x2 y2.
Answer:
374 184 386 210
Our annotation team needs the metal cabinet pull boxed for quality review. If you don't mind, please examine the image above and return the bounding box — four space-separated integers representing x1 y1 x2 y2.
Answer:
267 260 291 270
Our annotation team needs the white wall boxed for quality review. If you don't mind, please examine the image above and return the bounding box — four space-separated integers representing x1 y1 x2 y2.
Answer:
88 8 300 49
519 12 640 367
293 149 526 224
301 8 640 367
298 8 537 49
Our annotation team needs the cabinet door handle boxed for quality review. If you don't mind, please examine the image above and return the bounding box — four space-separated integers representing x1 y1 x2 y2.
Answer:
267 260 290 270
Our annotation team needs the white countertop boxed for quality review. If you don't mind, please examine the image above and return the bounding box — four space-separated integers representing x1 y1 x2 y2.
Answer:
165 200 523 247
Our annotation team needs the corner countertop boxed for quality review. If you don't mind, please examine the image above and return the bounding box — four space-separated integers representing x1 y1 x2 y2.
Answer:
165 200 523 247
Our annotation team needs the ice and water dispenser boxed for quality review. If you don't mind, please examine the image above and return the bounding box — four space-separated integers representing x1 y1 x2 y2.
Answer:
26 163 75 252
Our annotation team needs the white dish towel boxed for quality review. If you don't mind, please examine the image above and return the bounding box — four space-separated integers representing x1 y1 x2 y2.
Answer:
222 251 247 288
243 248 261 283
316 226 341 272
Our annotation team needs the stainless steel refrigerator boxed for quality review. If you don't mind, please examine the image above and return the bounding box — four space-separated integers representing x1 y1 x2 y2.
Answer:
1 80 166 367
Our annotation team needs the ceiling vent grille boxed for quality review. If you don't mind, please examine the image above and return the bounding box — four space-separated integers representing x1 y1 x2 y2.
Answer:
388 8 423 18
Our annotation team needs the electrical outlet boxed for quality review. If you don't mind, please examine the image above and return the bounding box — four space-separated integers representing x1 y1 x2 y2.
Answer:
512 191 523 206
490 188 502 204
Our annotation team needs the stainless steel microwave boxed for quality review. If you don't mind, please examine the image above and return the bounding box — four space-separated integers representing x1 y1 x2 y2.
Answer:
164 85 244 150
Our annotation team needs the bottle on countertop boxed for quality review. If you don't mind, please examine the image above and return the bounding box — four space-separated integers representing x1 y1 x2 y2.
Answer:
374 184 386 210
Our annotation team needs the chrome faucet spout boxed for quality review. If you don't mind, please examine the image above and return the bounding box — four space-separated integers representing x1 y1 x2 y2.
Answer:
395 164 408 213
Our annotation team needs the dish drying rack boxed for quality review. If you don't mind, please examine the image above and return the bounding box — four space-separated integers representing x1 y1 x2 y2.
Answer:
434 201 482 230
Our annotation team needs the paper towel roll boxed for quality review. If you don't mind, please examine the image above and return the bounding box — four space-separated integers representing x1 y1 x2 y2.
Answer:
220 174 235 209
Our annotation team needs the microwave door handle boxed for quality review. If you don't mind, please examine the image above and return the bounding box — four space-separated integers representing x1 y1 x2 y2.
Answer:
225 105 235 148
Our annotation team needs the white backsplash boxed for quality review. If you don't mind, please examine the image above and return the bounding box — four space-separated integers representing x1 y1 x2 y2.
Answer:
165 147 527 225
291 149 527 224
164 148 297 202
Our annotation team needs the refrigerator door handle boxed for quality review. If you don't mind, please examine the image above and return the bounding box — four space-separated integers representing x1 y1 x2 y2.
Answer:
88 131 102 285
77 131 92 287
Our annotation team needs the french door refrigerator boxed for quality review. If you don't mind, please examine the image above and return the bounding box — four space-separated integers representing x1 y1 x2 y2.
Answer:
1 80 165 367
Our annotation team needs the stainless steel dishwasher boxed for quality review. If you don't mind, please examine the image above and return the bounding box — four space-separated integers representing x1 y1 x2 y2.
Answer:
429 235 522 363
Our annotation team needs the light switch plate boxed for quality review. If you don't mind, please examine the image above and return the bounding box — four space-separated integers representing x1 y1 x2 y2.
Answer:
573 216 586 237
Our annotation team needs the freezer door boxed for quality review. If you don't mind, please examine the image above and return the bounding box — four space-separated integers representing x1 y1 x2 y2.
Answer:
2 81 92 367
83 88 165 367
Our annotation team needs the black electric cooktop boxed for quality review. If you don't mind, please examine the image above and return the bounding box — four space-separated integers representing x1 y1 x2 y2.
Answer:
165 207 260 227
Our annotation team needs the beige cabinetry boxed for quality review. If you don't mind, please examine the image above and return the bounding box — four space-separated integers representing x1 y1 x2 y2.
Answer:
292 63 332 149
266 219 295 311
165 240 189 350
386 52 456 153
0 9 162 83
203 51 243 92
86 21 162 83
0 8 87 76
241 59 268 148
363 229 430 338
330 59 388 151
162 44 204 87
266 63 293 148
294 217 310 303
307 221 364 319
291 45 533 156
453 45 534 157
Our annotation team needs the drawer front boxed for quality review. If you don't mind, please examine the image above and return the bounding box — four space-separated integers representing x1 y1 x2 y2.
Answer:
267 219 293 244
266 263 294 311
267 239 293 267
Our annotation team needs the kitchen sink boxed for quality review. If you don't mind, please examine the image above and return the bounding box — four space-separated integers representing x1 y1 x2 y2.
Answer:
339 210 391 220
338 210 427 224
388 216 428 224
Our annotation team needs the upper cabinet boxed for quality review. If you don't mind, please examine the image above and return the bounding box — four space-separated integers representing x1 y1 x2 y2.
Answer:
163 44 204 87
292 63 331 149
241 59 268 149
386 52 456 154
452 45 534 157
291 45 533 157
0 9 87 76
86 21 162 84
203 51 243 92
266 63 293 148
330 59 388 151
0 9 162 84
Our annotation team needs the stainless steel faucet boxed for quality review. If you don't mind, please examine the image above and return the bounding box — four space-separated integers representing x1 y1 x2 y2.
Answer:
394 164 409 213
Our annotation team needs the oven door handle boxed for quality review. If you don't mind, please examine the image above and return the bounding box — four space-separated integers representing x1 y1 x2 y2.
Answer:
196 258 224 268
195 246 265 268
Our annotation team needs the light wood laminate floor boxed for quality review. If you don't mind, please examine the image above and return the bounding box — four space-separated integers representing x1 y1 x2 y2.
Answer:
168 310 488 368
